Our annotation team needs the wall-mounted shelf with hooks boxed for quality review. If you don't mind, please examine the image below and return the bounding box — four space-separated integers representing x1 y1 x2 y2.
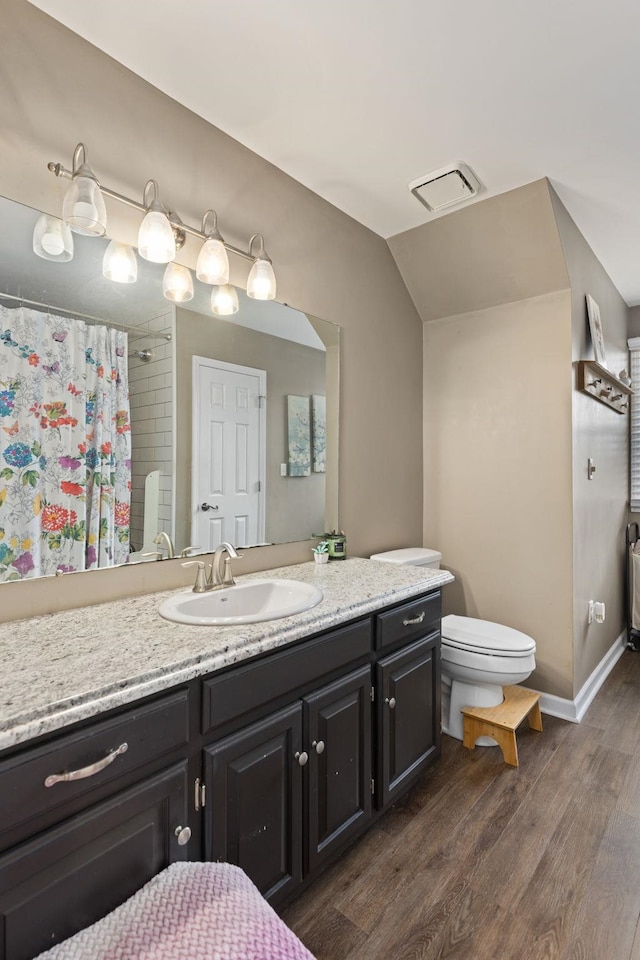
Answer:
577 360 633 414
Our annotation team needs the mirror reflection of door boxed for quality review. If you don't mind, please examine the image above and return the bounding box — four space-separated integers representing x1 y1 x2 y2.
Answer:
192 356 266 551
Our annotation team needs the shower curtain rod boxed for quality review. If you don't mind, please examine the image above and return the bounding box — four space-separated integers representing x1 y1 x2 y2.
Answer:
0 292 172 342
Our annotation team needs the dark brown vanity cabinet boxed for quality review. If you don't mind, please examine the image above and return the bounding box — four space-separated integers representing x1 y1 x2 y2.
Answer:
204 620 372 904
304 666 372 874
377 635 440 807
202 642 373 907
374 593 442 808
0 692 191 960
204 702 305 906
200 591 442 907
0 765 188 960
0 587 443 956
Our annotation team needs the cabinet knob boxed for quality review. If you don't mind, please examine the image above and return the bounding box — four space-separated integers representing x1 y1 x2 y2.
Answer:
385 697 397 709
174 825 191 846
312 740 325 755
294 751 309 767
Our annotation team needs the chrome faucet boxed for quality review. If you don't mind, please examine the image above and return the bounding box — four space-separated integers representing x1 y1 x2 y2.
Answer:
153 531 175 559
211 541 241 588
182 541 241 593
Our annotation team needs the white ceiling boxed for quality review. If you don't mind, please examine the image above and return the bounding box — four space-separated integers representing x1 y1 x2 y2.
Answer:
27 0 640 305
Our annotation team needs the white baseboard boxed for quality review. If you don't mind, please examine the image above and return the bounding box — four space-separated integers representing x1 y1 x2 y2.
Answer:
524 630 627 724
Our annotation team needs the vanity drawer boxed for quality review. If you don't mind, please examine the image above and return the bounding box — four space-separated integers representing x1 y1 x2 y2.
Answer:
375 592 441 650
202 619 371 734
0 689 189 839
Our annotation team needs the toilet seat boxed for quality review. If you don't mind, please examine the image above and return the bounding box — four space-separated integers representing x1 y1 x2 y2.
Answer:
441 615 536 658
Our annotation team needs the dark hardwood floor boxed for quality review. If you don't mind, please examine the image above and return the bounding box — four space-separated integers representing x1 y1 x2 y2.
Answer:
282 650 640 959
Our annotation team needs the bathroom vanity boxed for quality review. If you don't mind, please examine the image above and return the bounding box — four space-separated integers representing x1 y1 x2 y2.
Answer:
0 558 453 960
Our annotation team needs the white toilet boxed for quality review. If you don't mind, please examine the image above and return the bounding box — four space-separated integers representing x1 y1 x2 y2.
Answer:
370 547 537 745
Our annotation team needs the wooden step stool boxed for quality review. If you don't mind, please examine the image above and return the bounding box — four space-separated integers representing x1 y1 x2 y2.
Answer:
461 684 542 767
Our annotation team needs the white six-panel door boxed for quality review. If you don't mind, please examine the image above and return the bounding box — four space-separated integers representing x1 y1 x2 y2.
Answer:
192 356 266 551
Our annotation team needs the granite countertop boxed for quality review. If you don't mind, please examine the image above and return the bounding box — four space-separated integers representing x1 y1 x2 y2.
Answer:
0 557 454 752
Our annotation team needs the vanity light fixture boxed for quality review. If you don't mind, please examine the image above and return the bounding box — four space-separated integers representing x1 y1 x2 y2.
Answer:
196 210 230 285
32 213 74 262
47 143 277 300
211 283 239 316
60 143 107 237
246 234 276 301
138 180 176 264
163 262 194 302
103 240 137 283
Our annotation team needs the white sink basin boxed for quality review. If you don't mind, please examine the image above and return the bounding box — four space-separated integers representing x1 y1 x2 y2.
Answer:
159 578 323 626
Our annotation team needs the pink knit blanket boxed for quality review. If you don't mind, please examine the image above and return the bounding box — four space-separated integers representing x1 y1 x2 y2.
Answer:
33 862 315 960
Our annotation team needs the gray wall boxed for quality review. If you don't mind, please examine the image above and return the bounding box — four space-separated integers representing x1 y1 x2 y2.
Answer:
391 178 630 699
421 290 574 698
550 188 631 694
0 0 424 621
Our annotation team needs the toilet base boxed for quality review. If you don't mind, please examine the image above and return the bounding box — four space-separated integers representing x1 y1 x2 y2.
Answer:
444 677 504 745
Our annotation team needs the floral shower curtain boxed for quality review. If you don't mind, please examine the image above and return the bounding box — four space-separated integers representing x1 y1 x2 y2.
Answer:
0 305 131 581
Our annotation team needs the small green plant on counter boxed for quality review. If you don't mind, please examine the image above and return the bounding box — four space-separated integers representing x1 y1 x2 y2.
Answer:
312 540 330 555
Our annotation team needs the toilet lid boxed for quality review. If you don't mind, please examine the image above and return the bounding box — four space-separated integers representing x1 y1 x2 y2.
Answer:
441 615 536 656
370 547 442 566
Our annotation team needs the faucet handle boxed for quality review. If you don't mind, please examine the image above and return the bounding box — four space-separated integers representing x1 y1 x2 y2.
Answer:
180 545 201 558
182 560 208 593
142 551 163 560
221 552 243 586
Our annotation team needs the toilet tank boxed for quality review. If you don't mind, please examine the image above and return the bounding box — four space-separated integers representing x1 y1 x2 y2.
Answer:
370 547 442 569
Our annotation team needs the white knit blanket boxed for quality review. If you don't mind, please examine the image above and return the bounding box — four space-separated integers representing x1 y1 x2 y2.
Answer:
33 862 315 960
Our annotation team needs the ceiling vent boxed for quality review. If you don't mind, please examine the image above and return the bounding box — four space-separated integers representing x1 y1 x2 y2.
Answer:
409 162 481 213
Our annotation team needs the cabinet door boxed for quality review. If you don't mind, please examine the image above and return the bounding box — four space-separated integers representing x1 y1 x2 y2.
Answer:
0 762 188 960
203 702 303 906
304 666 372 873
377 635 440 808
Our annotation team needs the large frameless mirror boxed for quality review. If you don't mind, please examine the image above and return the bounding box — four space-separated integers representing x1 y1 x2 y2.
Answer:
0 195 339 583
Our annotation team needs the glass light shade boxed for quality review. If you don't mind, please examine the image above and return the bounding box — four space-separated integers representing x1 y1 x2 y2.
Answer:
138 210 176 263
32 214 73 262
62 176 107 236
211 284 239 316
103 241 137 284
247 257 276 300
196 237 230 285
163 262 194 302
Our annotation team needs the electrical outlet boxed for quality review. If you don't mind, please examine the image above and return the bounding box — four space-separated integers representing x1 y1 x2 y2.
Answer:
588 600 594 624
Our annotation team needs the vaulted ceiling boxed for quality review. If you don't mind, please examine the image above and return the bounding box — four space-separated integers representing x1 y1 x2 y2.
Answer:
27 0 640 305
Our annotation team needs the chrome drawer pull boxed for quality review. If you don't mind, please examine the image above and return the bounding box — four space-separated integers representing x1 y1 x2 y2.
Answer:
403 611 425 626
44 742 128 788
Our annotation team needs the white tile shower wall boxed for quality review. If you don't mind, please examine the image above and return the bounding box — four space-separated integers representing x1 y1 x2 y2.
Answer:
128 307 176 552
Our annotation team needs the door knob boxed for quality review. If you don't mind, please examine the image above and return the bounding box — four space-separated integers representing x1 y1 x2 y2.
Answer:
312 740 325 754
385 697 396 709
201 502 219 511
174 825 191 846
294 751 309 767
